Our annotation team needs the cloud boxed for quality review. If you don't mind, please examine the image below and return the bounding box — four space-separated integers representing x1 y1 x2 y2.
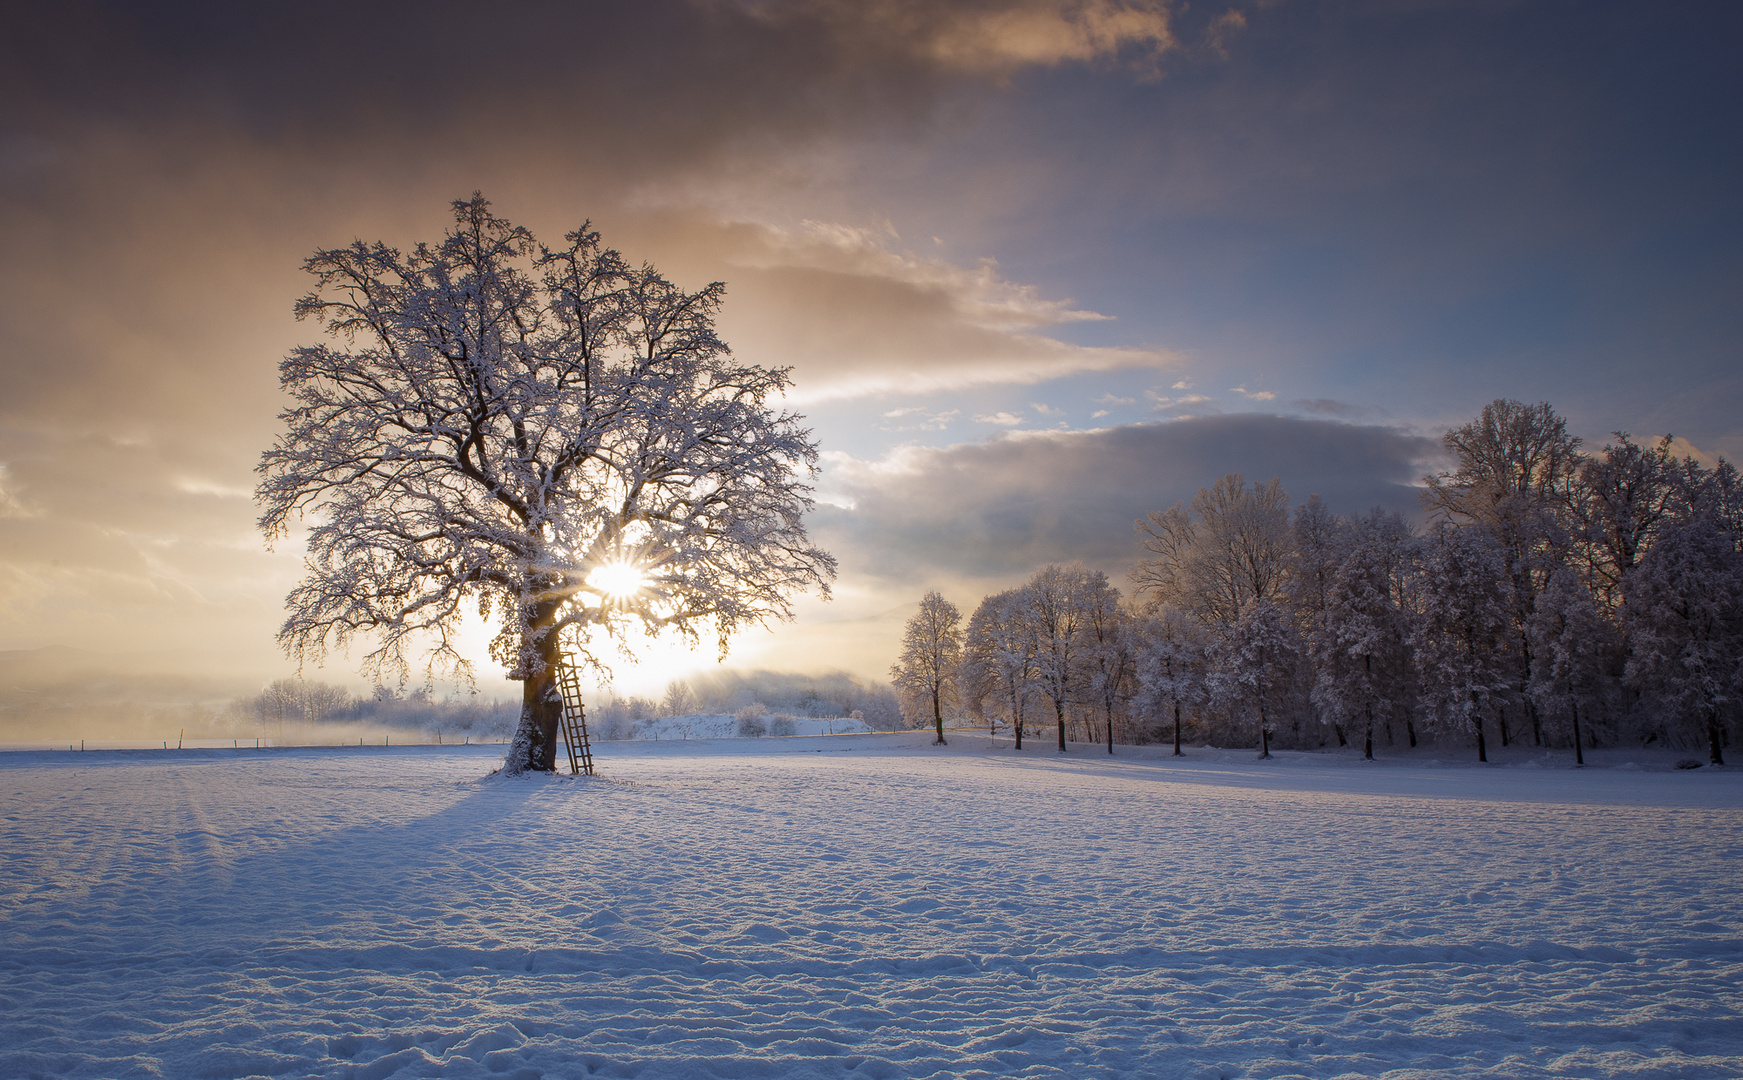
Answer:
974 411 1026 426
1204 8 1247 59
814 414 1440 582
731 0 1178 75
1230 386 1276 401
879 407 961 431
1148 391 1214 410
0 464 35 519
642 216 1176 400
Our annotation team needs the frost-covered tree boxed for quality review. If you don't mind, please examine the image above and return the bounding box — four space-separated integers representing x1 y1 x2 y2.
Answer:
1210 599 1300 759
963 588 1040 749
1026 563 1098 751
1570 433 1685 612
661 680 697 719
1313 514 1415 759
1622 517 1743 765
1412 525 1514 761
258 196 835 774
1423 400 1580 747
1528 568 1615 765
1133 474 1292 633
1422 399 1582 522
1132 608 1209 756
891 590 963 745
1081 578 1133 754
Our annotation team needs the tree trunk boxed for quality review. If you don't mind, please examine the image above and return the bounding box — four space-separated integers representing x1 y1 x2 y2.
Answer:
1529 697 1542 747
1571 702 1585 767
1173 700 1183 756
1258 702 1271 759
1364 703 1374 761
1710 710 1725 766
1498 705 1510 747
1056 700 1067 752
1334 723 1346 747
1106 707 1114 755
932 685 947 746
1406 717 1417 748
1472 692 1488 762
505 636 563 774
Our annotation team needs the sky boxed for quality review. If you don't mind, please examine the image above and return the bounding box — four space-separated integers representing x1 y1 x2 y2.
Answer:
1 0 1739 701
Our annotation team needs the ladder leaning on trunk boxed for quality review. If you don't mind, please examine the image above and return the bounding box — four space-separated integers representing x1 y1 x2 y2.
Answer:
553 652 596 776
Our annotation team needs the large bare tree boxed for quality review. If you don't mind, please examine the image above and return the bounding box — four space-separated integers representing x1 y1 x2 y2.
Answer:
258 196 835 773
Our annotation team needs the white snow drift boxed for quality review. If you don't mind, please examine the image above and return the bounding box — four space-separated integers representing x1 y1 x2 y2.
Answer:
0 735 1738 1079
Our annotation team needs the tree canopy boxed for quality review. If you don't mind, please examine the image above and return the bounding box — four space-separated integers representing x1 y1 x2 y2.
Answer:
258 196 835 771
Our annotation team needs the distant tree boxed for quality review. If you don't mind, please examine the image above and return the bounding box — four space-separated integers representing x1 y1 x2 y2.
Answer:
1422 399 1582 521
1132 608 1209 756
1025 563 1098 751
1080 578 1133 754
1423 400 1581 747
257 196 834 774
1529 568 1615 765
963 588 1040 750
1570 433 1685 612
661 680 697 718
891 590 963 745
1312 511 1414 759
1134 474 1292 633
1412 525 1514 761
1623 517 1743 765
1287 495 1344 631
1209 599 1300 759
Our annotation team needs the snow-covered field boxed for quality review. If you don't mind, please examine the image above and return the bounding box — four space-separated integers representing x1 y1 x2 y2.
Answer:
1 735 1739 1079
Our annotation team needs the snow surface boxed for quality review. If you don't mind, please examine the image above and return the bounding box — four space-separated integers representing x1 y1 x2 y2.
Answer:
1 734 1739 1079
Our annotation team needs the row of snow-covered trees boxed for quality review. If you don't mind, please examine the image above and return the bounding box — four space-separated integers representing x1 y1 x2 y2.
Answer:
894 400 1743 764
589 669 903 736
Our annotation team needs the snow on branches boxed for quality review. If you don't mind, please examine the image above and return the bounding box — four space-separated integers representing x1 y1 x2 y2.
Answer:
257 196 835 771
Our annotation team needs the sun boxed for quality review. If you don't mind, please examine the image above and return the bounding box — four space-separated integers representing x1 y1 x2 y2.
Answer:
588 560 648 601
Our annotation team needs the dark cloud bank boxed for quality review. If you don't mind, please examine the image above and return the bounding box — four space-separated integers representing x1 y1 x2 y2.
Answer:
818 414 1439 580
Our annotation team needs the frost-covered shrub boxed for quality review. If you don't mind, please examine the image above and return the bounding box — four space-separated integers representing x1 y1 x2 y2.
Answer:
768 714 798 737
735 703 769 737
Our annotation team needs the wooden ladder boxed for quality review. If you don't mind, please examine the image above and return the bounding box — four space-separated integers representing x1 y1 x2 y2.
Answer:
554 653 596 776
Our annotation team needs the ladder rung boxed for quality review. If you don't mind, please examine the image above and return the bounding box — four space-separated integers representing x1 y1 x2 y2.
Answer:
553 651 595 777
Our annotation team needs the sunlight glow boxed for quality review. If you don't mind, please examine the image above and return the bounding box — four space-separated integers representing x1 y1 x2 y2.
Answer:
588 561 648 601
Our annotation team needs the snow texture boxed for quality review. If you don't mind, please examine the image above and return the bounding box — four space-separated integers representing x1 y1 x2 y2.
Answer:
1 735 1739 1079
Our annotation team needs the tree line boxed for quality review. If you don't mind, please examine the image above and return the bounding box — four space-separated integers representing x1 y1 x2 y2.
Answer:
225 680 520 740
890 400 1743 764
587 669 903 737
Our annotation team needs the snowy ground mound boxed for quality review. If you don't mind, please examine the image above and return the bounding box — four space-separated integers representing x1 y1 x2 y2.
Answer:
2 734 1739 1078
